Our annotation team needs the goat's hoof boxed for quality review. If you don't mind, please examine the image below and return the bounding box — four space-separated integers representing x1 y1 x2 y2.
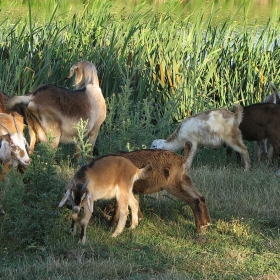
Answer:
130 223 138 230
111 232 120 238
78 239 86 245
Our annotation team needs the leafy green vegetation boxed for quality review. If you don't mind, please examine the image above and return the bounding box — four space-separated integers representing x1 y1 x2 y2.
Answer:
0 1 279 279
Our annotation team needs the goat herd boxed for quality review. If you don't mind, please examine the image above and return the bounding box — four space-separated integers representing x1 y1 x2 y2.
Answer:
0 60 279 244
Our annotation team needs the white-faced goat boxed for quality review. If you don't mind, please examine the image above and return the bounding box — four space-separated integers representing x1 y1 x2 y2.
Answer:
67 60 99 89
0 113 31 181
151 104 251 170
58 155 151 244
255 82 280 163
112 147 211 232
4 61 106 155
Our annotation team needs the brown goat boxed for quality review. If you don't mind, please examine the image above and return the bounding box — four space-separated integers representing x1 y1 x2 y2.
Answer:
255 82 280 162
58 155 151 244
4 61 106 155
4 83 106 155
239 102 280 163
111 147 211 232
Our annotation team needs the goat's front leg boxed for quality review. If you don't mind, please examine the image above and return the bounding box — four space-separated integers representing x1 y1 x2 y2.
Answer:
79 204 93 245
71 212 79 236
184 143 197 170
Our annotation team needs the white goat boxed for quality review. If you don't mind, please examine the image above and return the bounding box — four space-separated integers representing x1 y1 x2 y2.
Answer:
151 104 250 170
67 60 99 89
4 61 106 156
58 155 151 244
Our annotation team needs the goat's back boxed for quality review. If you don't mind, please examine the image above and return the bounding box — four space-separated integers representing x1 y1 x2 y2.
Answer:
115 149 185 193
74 155 149 198
167 108 240 147
240 103 280 141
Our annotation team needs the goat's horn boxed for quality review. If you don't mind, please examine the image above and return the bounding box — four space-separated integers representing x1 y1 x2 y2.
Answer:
0 123 12 135
82 181 89 190
12 114 20 134
72 178 77 189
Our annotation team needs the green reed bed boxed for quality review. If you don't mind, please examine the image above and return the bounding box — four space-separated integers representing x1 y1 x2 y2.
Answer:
0 1 280 279
1 0 280 117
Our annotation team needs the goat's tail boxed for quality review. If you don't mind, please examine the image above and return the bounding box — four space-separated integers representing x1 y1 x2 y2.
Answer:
269 82 280 97
233 103 243 125
135 164 153 181
4 95 33 110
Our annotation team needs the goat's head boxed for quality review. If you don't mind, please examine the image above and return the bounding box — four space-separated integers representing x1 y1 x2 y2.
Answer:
67 65 77 79
150 139 166 149
58 179 93 213
0 122 31 166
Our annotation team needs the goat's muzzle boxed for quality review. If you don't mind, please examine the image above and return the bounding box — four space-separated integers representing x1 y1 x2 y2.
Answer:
73 206 80 213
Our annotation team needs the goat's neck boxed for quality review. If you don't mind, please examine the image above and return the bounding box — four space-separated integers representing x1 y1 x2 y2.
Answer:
163 139 183 151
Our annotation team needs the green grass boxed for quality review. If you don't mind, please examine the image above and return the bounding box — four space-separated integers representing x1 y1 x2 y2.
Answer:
0 0 280 279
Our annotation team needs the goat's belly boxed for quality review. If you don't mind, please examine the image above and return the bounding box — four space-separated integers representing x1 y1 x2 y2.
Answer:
200 137 224 148
59 119 94 143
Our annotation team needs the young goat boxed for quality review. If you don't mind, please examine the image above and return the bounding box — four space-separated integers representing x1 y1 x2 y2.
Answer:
67 60 99 89
151 104 250 170
112 147 211 232
58 155 151 244
4 62 106 156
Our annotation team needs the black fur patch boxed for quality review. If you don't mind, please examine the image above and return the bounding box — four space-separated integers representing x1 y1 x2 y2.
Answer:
163 168 169 179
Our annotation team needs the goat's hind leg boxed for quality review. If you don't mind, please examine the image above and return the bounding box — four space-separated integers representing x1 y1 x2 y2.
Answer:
79 205 92 244
112 191 129 237
110 192 141 227
128 192 139 229
227 141 251 170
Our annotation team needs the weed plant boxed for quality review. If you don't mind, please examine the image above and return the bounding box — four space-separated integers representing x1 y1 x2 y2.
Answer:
0 0 279 279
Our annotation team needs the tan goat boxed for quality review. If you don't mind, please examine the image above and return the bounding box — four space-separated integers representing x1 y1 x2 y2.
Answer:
151 104 250 170
58 155 151 244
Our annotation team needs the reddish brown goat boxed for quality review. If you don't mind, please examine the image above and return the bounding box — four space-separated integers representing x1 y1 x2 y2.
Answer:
112 147 211 232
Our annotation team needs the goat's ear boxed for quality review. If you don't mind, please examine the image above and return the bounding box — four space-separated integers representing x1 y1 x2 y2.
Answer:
25 140 34 152
58 189 71 207
152 139 165 149
86 191 93 213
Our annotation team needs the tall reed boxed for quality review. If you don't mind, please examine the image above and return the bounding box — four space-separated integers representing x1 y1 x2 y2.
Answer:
1 0 280 120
